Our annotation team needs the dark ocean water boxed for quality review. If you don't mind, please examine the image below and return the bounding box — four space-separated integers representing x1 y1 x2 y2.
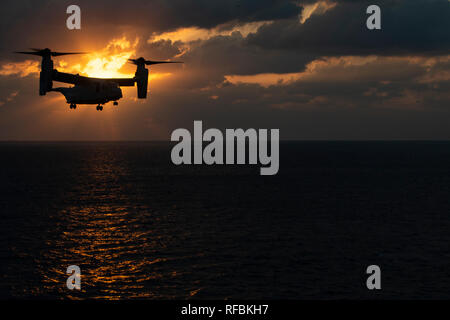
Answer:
1 141 450 299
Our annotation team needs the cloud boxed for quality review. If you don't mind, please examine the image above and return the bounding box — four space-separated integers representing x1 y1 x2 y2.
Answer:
0 90 20 107
149 20 273 43
225 72 304 87
272 55 446 111
299 0 337 23
248 0 450 56
0 60 39 77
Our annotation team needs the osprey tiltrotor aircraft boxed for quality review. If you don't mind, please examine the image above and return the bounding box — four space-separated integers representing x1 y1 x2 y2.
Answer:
15 48 182 111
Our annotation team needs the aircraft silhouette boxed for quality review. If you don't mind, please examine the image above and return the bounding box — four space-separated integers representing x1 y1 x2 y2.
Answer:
15 48 182 111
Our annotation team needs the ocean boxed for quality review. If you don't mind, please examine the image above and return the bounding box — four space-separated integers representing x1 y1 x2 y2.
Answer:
1 141 450 299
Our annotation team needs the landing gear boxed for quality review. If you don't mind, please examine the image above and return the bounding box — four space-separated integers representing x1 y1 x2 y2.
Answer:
69 103 77 109
113 101 118 106
96 105 103 111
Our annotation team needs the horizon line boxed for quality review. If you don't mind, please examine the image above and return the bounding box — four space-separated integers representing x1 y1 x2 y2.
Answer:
1 139 450 143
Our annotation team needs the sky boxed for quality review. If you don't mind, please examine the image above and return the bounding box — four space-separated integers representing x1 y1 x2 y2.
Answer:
0 0 449 140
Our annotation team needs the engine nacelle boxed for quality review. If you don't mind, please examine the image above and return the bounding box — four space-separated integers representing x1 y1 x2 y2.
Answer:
39 70 53 95
39 58 53 96
135 67 148 99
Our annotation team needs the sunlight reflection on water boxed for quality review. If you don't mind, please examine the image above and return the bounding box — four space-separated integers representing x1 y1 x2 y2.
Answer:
34 144 187 299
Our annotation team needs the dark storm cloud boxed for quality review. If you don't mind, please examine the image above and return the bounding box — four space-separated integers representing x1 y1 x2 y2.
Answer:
144 40 182 60
248 0 450 56
138 0 450 83
0 0 300 62
0 0 299 43
2 0 446 63
165 33 317 89
79 0 300 30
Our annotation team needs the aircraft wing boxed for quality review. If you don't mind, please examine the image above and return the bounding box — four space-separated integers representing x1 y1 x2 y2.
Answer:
52 70 136 87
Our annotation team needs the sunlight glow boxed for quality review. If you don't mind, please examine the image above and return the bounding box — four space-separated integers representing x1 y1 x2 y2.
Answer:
65 37 139 78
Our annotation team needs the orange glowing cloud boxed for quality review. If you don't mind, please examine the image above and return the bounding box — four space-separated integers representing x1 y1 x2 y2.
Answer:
224 56 407 87
225 72 304 88
149 21 273 44
0 60 39 77
299 1 337 23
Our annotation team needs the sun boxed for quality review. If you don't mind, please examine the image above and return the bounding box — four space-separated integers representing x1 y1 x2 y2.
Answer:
82 37 137 78
58 37 138 78
63 37 174 82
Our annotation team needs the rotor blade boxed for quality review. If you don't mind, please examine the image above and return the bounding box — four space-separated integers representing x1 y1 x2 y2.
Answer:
145 60 183 65
128 58 183 66
15 49 88 57
14 51 43 56
51 52 87 56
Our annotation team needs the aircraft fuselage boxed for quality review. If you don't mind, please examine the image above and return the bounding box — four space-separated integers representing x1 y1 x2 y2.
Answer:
53 82 123 105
